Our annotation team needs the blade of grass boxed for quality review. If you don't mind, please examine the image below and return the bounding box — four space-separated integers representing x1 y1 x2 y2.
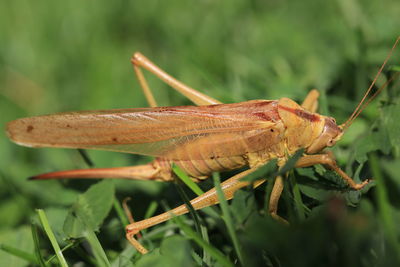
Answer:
278 149 305 175
144 201 159 219
173 164 205 196
31 222 47 267
0 244 38 264
71 244 97 265
244 149 303 184
113 197 129 226
83 229 111 267
175 183 203 234
36 209 68 267
369 153 400 261
77 149 94 167
200 225 211 266
172 214 234 267
173 164 220 219
289 173 306 221
141 201 159 236
282 175 296 222
191 250 203 266
175 182 211 266
213 173 244 266
241 159 278 182
46 241 80 265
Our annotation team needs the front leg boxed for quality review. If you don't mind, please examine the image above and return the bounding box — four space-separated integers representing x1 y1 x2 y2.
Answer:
295 153 370 190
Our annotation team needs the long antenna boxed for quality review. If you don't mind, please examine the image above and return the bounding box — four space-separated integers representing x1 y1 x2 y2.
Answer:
345 72 399 128
340 36 400 131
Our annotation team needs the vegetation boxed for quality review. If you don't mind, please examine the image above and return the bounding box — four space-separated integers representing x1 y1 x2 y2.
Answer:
1 0 400 266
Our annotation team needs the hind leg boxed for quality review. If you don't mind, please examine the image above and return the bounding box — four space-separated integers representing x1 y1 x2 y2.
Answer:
125 167 265 254
131 52 222 107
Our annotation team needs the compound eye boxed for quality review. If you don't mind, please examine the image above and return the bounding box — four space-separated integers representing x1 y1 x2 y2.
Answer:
330 117 336 124
327 139 335 146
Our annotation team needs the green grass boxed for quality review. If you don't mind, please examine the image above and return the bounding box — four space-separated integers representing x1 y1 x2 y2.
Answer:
36 209 68 267
1 0 400 266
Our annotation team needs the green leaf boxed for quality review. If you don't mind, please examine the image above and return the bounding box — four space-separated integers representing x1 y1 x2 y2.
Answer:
135 236 195 267
242 149 304 183
64 180 115 238
390 66 400 72
298 184 331 202
62 181 113 266
353 126 391 164
241 159 278 182
231 189 256 224
36 209 68 267
110 245 135 267
159 236 194 266
83 229 111 267
279 149 305 174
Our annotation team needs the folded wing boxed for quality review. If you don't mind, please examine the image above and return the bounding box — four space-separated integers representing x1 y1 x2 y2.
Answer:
7 100 279 159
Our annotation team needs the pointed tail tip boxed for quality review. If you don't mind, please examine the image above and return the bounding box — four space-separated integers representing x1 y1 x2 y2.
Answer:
28 172 64 180
28 175 48 181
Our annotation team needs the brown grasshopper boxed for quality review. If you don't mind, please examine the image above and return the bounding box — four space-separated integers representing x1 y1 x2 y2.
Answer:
6 36 399 254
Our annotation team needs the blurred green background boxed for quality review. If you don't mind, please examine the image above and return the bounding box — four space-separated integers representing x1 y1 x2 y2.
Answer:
1 0 400 266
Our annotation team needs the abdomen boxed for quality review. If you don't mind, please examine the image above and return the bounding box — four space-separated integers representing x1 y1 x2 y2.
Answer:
166 127 285 178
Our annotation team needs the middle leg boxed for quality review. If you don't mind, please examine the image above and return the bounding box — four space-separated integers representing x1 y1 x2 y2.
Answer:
268 175 289 224
301 89 320 112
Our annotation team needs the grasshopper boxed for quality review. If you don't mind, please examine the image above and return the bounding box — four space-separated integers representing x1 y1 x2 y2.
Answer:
6 36 399 254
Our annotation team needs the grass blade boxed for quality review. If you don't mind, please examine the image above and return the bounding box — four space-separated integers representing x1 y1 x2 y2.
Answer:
213 173 244 266
289 173 306 221
173 164 220 219
278 148 305 175
113 197 129 226
83 229 111 267
144 201 159 219
46 241 79 264
141 201 159 236
0 244 38 264
31 222 47 267
175 183 202 233
173 215 234 267
173 164 205 196
369 153 400 261
77 149 94 167
36 209 68 267
175 182 211 265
